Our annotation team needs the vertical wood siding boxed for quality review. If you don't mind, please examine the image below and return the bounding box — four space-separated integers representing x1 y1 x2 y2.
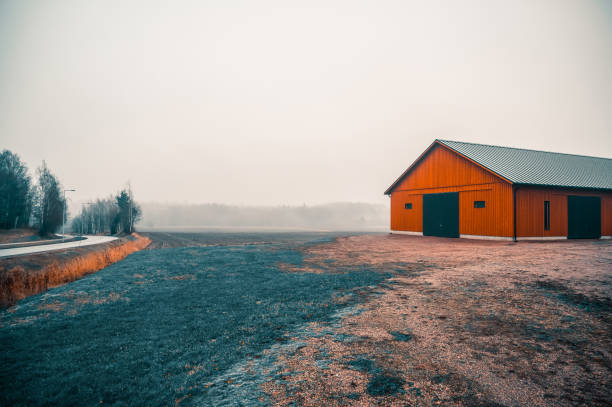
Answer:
604 194 612 236
390 191 422 232
459 183 513 237
516 187 612 237
389 144 514 237
394 143 502 190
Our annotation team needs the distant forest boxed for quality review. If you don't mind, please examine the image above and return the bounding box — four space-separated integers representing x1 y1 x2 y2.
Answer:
138 202 388 231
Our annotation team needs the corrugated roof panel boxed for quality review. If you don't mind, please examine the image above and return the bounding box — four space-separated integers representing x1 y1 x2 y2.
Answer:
437 140 612 190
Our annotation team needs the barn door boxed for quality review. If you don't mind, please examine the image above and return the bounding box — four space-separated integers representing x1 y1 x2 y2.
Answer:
567 196 601 239
423 192 459 238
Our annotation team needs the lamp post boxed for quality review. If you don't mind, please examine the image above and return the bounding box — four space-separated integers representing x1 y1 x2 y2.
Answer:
63 189 76 242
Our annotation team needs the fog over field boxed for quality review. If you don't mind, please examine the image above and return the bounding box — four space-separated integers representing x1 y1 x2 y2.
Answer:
138 202 388 231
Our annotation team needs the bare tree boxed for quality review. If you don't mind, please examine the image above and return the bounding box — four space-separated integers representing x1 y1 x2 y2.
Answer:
71 188 140 235
32 161 65 235
116 185 141 234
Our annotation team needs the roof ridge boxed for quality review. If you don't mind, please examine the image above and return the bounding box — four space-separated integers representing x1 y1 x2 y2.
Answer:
436 139 612 161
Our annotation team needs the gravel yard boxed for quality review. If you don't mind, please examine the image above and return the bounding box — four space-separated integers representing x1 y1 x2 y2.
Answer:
261 234 612 406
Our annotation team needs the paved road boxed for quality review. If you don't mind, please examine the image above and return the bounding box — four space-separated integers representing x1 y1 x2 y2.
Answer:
0 235 118 258
0 235 82 249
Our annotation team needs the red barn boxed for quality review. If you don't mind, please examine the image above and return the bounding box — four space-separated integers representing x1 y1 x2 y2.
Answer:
384 140 612 240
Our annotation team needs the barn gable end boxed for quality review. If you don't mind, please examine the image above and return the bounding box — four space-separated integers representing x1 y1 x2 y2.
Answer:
388 142 514 238
388 142 510 192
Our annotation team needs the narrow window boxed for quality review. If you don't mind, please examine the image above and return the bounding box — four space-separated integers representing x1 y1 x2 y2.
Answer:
544 201 550 230
404 203 412 209
474 200 485 208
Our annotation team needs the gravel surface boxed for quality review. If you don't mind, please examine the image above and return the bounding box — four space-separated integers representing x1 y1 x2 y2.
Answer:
261 234 612 406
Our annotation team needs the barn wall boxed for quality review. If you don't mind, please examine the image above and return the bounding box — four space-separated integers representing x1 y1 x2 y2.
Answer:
604 194 612 236
390 190 422 232
516 187 612 237
394 143 503 190
389 144 514 237
460 183 513 237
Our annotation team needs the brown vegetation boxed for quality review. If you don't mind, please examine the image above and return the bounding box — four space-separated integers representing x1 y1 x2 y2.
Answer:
261 235 612 406
0 233 150 308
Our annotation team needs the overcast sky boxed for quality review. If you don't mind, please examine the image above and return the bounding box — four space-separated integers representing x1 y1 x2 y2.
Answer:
1 0 611 207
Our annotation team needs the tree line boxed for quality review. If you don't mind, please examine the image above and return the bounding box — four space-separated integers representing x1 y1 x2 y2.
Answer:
0 149 141 236
71 187 141 235
0 150 66 235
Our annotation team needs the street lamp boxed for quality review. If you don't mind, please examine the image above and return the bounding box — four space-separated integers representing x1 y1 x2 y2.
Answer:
63 189 76 242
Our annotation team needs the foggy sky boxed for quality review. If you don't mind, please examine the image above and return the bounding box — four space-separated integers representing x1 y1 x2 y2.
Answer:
1 0 611 209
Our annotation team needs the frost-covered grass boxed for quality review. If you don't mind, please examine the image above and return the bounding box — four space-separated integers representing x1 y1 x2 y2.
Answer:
0 234 388 406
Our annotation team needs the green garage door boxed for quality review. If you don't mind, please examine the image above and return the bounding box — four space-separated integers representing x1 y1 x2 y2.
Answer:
567 196 601 239
423 192 459 238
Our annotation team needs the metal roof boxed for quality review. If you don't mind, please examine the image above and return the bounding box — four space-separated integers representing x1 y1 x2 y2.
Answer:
385 140 612 194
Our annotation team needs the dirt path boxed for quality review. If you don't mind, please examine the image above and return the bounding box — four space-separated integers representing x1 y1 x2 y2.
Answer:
261 234 612 406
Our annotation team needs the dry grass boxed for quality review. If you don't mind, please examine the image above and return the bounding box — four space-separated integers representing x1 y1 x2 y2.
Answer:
0 233 151 308
0 228 42 244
